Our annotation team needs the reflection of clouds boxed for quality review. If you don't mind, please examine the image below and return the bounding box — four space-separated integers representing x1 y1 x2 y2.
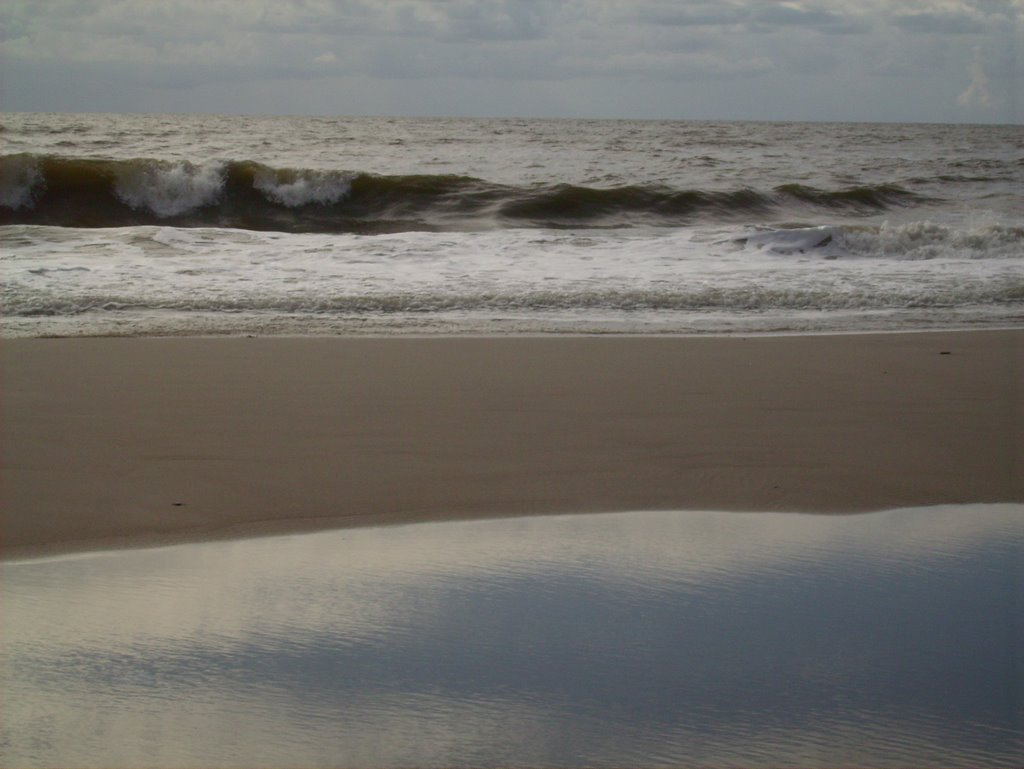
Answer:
4 504 1020 651
5 627 1022 767
5 679 1019 768
0 679 567 768
2 504 1022 766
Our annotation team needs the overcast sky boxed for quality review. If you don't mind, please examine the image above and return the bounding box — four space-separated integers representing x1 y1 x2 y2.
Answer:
1 1 1021 123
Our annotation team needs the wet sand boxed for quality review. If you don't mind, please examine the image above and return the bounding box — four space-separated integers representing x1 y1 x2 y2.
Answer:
3 331 1022 558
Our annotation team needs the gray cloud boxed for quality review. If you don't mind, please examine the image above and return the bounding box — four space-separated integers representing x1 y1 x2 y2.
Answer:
626 2 751 28
751 5 846 28
1 0 1019 123
435 1 547 42
892 11 989 34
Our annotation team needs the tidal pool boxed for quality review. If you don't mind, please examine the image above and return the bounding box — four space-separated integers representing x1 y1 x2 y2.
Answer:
2 505 1022 767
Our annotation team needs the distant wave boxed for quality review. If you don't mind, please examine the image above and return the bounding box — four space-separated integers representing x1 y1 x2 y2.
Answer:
0 154 927 233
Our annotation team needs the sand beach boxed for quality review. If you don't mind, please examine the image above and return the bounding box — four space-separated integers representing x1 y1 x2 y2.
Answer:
3 330 1021 559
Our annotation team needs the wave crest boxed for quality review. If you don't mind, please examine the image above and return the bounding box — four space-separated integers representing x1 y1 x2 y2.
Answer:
243 162 353 208
741 222 1024 261
8 282 1022 318
114 160 225 217
0 154 44 210
840 221 1024 260
1 153 930 233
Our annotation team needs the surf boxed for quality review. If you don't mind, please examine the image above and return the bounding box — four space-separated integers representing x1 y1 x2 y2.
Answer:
1 153 927 233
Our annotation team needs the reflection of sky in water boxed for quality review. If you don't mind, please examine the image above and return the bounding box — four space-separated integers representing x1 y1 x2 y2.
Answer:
2 505 1022 767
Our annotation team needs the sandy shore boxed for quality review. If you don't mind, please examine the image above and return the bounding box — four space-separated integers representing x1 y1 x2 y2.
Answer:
3 331 1022 558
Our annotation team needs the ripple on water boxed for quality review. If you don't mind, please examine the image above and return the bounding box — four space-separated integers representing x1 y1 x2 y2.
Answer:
2 504 1022 767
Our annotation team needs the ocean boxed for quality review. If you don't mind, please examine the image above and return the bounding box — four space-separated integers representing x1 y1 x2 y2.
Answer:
2 112 1022 336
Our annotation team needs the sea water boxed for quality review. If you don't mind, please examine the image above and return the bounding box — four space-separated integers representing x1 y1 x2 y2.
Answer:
2 506 1022 767
2 114 1022 336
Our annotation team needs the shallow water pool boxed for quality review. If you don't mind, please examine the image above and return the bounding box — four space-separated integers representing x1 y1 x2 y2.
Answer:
2 505 1022 767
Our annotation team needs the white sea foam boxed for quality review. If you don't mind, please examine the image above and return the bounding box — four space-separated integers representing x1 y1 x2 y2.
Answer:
0 154 43 210
114 161 225 217
742 222 1024 261
252 169 352 207
3 224 1022 337
836 220 1024 261
2 115 1022 336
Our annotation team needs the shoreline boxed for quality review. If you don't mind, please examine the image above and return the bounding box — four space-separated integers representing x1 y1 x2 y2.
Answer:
12 321 1024 339
5 310 1022 340
4 330 1022 559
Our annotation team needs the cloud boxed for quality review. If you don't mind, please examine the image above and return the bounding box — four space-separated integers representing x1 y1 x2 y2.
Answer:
957 46 999 108
625 2 749 28
558 50 774 80
0 0 1019 122
892 10 988 34
750 4 850 31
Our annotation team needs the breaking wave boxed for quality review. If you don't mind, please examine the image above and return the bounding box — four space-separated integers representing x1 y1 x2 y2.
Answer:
8 281 1023 319
0 154 928 233
740 223 1024 260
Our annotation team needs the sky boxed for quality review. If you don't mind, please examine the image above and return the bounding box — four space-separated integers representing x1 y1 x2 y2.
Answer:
1 0 1021 123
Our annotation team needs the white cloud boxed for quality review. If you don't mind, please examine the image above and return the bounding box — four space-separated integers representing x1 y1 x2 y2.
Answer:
957 46 999 108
